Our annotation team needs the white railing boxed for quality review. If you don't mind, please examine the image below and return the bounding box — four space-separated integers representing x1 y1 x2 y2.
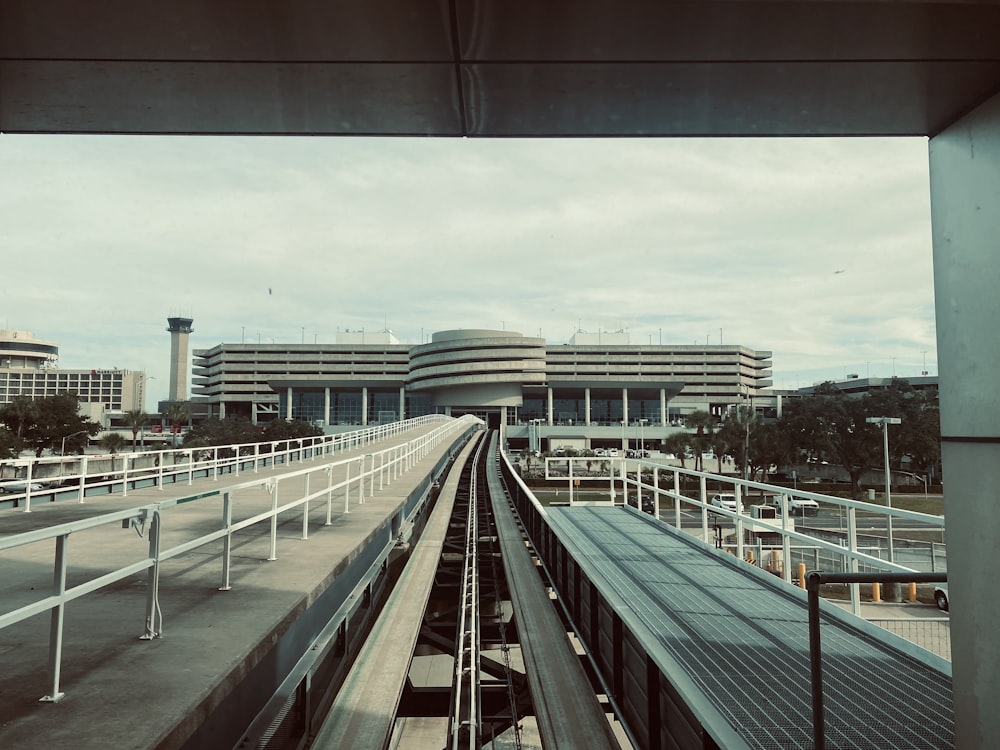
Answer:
0 415 480 703
0 414 455 512
524 454 946 616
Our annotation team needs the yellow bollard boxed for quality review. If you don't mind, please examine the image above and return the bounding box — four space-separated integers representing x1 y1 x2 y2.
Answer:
908 582 917 602
872 582 881 603
798 563 807 590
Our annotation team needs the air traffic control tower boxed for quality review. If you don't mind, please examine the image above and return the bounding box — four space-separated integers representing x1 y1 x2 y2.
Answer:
166 316 194 401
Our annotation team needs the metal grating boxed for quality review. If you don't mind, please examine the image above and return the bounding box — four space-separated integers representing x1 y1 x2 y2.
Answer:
547 506 954 750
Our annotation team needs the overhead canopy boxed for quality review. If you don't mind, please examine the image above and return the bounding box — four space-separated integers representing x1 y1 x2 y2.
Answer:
3 0 1000 137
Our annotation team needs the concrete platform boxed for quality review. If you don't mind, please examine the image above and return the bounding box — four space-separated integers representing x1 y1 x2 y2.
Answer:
0 422 474 750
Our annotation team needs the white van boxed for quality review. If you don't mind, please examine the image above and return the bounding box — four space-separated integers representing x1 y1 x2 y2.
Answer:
710 493 743 514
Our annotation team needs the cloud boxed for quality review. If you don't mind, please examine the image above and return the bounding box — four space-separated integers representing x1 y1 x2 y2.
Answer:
0 134 935 404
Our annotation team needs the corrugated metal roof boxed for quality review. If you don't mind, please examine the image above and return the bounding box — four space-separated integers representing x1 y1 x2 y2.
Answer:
547 505 954 750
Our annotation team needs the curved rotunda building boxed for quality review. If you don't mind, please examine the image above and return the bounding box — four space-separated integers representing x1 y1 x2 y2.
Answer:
193 328 772 452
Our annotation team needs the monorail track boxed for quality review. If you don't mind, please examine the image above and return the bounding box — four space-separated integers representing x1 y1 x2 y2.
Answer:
310 429 621 749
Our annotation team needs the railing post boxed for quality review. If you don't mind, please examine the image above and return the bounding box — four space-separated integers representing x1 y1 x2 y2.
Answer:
700 474 709 542
122 458 129 497
23 461 35 513
846 506 861 614
267 480 278 561
806 572 826 750
220 492 233 591
302 473 310 540
652 466 659 517
781 497 792 584
141 511 163 640
343 461 351 514
673 470 681 528
735 485 744 560
155 453 163 490
40 533 69 702
213 446 219 481
79 456 89 502
324 465 334 525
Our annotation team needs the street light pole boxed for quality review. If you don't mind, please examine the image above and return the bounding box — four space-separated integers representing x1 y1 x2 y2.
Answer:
866 416 901 563
742 384 752 482
61 429 89 457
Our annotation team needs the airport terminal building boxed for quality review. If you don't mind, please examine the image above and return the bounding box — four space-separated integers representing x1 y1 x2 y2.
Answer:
193 328 772 451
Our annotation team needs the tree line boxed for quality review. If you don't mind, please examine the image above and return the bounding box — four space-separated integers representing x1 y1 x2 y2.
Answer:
662 378 940 499
0 394 322 460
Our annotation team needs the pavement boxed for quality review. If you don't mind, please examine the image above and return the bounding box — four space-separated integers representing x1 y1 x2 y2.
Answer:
829 598 952 663
0 424 464 750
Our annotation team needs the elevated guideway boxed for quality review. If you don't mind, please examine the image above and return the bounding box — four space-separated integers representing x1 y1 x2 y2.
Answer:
538 505 953 749
311 435 482 749
0 416 479 750
313 429 621 749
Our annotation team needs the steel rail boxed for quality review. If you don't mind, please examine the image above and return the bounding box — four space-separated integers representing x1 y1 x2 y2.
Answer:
450 433 487 749
485 434 622 750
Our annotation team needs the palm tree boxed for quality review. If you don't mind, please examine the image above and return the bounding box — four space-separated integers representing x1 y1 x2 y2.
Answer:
684 410 717 471
123 409 149 451
100 432 127 471
163 403 191 448
0 396 37 439
663 432 692 469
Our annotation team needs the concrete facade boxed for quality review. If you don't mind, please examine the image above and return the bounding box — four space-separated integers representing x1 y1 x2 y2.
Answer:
166 316 193 402
0 330 145 415
929 90 1000 749
192 329 771 452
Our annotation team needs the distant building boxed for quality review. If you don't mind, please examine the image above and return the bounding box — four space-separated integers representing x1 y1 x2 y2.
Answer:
0 330 146 420
796 374 938 398
192 328 773 451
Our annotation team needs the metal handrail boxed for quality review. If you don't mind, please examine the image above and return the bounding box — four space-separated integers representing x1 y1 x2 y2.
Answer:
1 414 455 512
0 415 479 703
805 571 947 750
524 452 945 614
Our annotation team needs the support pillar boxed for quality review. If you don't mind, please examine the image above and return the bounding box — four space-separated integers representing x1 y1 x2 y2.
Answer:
929 90 1000 749
362 386 368 426
585 387 591 426
399 386 405 421
622 387 629 426
547 387 553 426
324 388 331 427
660 388 667 427
286 387 293 420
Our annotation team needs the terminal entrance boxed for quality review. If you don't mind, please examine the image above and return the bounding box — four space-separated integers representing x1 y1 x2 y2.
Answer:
451 409 502 430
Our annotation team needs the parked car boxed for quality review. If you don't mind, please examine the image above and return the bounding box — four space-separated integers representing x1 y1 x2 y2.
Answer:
710 493 743 514
0 480 45 494
934 584 949 612
765 494 820 517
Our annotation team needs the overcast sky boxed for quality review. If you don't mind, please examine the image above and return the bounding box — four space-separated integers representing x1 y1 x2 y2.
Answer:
0 134 936 408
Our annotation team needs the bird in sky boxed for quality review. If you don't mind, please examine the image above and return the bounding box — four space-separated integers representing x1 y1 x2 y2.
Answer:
833 269 845 274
